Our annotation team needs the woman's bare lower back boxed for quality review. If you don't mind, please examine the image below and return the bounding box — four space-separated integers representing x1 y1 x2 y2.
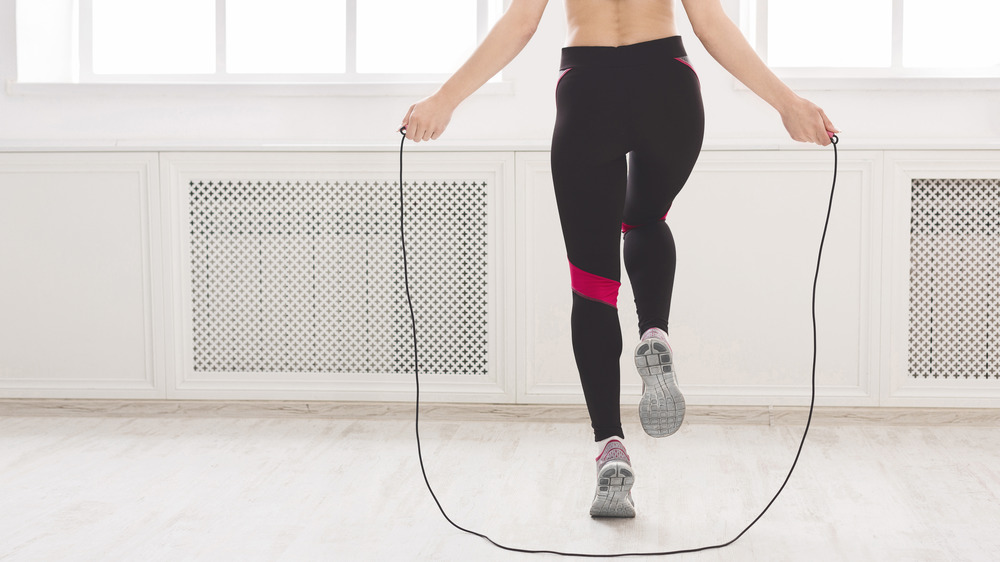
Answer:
564 0 679 47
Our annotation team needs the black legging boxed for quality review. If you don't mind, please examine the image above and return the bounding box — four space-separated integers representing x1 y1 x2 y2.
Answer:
550 36 705 441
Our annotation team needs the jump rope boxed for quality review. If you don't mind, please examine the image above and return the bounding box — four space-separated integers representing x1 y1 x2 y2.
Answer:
397 127 839 557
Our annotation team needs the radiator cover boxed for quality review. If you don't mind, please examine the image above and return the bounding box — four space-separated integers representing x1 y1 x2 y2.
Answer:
909 178 1000 379
187 179 489 376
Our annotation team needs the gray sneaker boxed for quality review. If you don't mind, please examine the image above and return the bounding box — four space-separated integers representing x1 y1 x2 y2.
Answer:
635 328 686 437
589 439 636 518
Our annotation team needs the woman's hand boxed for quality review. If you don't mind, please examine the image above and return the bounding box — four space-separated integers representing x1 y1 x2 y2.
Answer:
396 0 547 142
779 95 839 146
400 92 457 142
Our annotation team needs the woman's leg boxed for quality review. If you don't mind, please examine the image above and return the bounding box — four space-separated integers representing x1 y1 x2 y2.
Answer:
621 55 705 339
622 202 677 338
556 153 627 442
618 46 704 438
551 63 630 442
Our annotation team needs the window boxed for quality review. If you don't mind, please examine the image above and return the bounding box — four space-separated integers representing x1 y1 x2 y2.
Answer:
747 0 1000 79
16 0 504 83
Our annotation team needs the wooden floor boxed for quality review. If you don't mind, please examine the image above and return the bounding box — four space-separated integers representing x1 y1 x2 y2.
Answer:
2 405 999 561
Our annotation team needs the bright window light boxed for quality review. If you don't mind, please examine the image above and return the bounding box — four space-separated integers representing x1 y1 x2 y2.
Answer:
16 0 504 82
92 0 215 74
903 0 1000 68
356 0 477 74
227 0 346 73
15 0 77 82
767 0 892 67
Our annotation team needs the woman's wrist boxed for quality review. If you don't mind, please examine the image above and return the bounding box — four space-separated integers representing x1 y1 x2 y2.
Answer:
433 84 464 112
773 89 804 117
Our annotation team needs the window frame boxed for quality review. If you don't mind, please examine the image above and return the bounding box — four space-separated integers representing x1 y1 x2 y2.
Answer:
743 0 1000 90
76 0 498 84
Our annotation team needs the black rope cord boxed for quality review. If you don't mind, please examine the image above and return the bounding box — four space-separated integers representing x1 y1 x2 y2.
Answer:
398 127 840 557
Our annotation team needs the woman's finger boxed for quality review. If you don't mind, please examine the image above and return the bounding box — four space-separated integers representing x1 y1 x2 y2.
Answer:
820 110 838 135
402 106 415 138
813 110 832 145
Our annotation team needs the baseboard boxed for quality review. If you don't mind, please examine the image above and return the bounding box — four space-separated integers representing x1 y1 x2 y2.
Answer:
1 399 998 426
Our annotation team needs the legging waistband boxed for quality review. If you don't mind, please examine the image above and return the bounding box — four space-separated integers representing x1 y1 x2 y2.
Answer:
560 35 688 70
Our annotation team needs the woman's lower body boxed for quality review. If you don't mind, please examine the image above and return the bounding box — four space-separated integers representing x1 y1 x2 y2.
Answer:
552 35 704 441
550 35 704 516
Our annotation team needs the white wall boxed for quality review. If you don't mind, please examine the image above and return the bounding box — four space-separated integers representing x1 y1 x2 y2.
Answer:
2 0 999 147
2 1 1000 406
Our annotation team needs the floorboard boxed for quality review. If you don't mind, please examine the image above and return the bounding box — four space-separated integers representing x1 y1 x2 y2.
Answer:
1 413 998 560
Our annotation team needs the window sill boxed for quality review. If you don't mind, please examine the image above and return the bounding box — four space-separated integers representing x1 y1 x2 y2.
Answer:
5 80 515 98
734 74 1000 92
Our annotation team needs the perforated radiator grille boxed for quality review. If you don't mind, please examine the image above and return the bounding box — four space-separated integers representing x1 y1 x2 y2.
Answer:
909 178 1000 379
188 179 489 375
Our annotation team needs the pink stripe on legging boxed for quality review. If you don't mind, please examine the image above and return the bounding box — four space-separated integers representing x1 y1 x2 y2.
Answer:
674 57 698 77
569 259 620 308
621 211 669 234
555 67 573 100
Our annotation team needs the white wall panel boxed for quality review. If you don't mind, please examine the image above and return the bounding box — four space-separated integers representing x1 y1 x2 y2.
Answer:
515 152 576 402
0 152 162 397
518 149 882 406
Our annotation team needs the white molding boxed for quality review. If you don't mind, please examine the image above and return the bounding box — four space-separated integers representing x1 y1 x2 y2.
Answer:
514 152 554 405
7 399 1000 425
0 152 164 397
881 152 1000 407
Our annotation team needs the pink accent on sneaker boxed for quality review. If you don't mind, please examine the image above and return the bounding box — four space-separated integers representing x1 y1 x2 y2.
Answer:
641 327 669 342
596 439 630 463
590 438 636 517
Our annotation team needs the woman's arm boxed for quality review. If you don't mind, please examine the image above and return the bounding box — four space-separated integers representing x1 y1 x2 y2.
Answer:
680 0 838 145
401 0 549 142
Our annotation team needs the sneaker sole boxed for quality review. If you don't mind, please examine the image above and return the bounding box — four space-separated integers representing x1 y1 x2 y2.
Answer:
589 460 636 518
635 338 686 437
